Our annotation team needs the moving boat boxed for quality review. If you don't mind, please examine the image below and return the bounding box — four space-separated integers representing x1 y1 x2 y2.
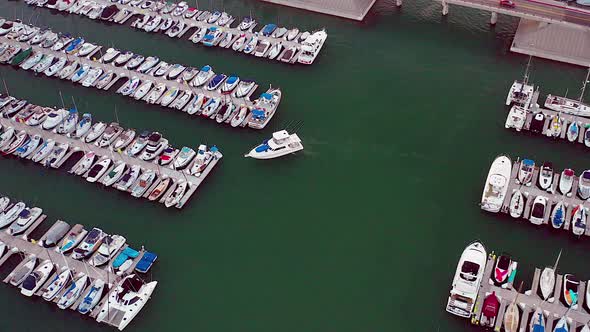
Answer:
480 155 512 213
445 241 487 318
57 273 89 309
130 171 156 197
89 235 126 266
147 178 171 201
20 259 53 297
563 274 579 307
101 162 127 187
529 308 545 332
551 201 566 229
8 207 43 235
578 170 590 199
480 292 500 327
173 147 195 169
42 268 72 301
164 181 188 207
57 224 86 254
245 130 303 160
86 158 112 183
493 255 513 286
529 196 547 225
77 279 105 314
8 257 36 287
571 204 586 236
297 29 328 65
96 274 158 330
560 169 575 196
517 159 534 186
71 227 104 260
0 201 26 228
538 162 553 191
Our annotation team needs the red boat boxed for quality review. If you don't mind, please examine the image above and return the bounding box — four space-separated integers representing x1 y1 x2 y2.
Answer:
481 292 500 327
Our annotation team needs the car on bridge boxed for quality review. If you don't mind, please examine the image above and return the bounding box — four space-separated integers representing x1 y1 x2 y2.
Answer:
500 0 516 8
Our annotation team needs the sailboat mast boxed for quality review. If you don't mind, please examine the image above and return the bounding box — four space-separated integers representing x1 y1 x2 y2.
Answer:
578 67 590 102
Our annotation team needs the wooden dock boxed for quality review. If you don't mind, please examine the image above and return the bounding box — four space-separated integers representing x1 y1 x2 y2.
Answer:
490 158 590 237
471 253 590 330
0 104 223 209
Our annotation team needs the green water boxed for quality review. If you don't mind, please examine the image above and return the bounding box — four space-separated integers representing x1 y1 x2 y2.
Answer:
0 0 589 331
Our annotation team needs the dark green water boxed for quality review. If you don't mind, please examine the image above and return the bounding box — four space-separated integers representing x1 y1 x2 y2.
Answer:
0 0 589 331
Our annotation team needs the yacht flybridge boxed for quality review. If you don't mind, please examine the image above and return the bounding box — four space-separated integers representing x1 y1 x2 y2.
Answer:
446 241 487 318
244 130 303 159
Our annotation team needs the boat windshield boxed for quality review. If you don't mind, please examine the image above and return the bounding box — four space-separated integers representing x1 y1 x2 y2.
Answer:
459 261 480 282
497 256 510 270
531 203 544 218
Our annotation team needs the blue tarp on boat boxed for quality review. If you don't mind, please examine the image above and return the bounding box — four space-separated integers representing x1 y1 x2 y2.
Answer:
252 109 265 120
255 144 270 152
226 76 238 84
260 93 272 100
135 252 158 273
523 159 534 166
112 247 140 268
261 24 277 36
201 65 211 72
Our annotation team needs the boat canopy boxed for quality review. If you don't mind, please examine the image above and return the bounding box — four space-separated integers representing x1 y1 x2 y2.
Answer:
564 169 575 176
262 24 277 36
210 146 218 153
201 65 211 72
523 159 534 166
482 292 499 318
252 109 265 120
226 76 238 84
255 144 270 153
272 130 290 140
260 93 272 100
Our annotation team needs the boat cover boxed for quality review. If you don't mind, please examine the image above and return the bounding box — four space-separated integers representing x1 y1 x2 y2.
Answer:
113 247 139 268
255 144 270 153
252 109 265 120
523 159 534 166
226 76 238 84
135 252 158 273
260 93 272 100
482 292 499 318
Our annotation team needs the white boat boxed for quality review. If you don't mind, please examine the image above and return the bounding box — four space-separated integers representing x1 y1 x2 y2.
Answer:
560 169 575 196
231 105 249 127
119 77 141 96
285 28 299 41
44 142 69 168
74 152 97 176
86 158 112 183
297 29 327 65
89 235 126 266
8 256 36 287
505 78 534 108
8 207 43 235
445 241 487 318
480 155 512 213
42 268 72 301
126 131 150 156
237 16 255 31
267 42 282 60
115 165 141 191
31 139 55 162
567 121 580 142
0 127 15 150
152 61 171 77
503 301 520 332
509 190 523 218
3 130 28 155
253 39 270 57
101 47 120 63
158 146 178 166
0 197 10 212
139 132 168 161
33 54 55 73
58 60 80 79
172 91 192 110
143 15 162 32
186 94 207 115
164 181 187 207
190 26 207 43
188 144 212 176
517 159 534 186
572 204 587 236
75 113 92 138
97 123 123 148
70 64 90 83
57 224 86 254
173 147 195 169
551 201 566 229
43 57 67 77
579 170 590 200
245 130 303 160
57 274 89 309
95 274 158 330
20 259 53 297
538 162 553 191
529 196 547 225
56 109 78 135
553 316 569 332
113 129 136 150
160 87 179 107
248 88 282 129
217 12 232 26
547 114 562 137
134 81 153 100
191 65 214 87
218 32 234 48
77 279 105 314
84 122 107 143
41 108 68 130
563 274 579 307
243 35 258 54
167 64 186 80
81 67 103 87
145 83 166 104
504 106 527 131
130 171 156 197
221 76 240 94
232 34 246 51
15 134 41 158
0 202 26 228
20 52 43 70
71 228 104 260
545 94 590 118
102 162 127 187
116 52 136 67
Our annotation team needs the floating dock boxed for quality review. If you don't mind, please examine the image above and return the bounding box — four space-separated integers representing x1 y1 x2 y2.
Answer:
0 97 223 209
484 157 590 237
470 253 590 330
28 0 326 65
0 35 272 129
0 208 155 330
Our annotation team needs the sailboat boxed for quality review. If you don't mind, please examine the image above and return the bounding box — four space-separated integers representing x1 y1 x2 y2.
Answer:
540 250 561 300
503 284 522 332
506 55 535 109
545 68 590 118
529 307 545 332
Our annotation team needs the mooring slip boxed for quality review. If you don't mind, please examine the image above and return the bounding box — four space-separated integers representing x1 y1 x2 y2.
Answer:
0 95 223 209
0 26 282 130
25 0 328 65
482 156 590 237
0 204 158 331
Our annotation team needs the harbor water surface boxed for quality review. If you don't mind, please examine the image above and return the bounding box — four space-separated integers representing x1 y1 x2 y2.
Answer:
0 0 589 331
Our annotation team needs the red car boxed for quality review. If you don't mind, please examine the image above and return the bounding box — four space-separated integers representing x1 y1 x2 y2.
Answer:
500 0 516 8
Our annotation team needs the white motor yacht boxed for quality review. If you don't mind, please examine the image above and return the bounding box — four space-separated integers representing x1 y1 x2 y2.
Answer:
517 159 534 186
173 147 195 169
446 241 487 318
245 130 303 159
538 162 553 191
20 259 53 297
560 169 575 196
41 108 68 130
529 196 547 225
572 204 587 236
86 158 112 183
89 235 126 266
139 132 168 161
297 29 327 65
480 155 512 213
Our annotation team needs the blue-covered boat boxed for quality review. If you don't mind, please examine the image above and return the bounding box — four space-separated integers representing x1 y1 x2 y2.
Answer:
135 252 158 273
202 27 221 47
551 201 565 229
112 247 140 269
206 73 227 91
64 37 84 54
260 24 277 37
77 279 105 314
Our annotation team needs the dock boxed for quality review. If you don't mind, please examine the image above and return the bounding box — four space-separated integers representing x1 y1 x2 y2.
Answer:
0 207 157 330
0 35 272 130
28 0 325 65
486 157 590 237
0 98 223 209
471 253 590 330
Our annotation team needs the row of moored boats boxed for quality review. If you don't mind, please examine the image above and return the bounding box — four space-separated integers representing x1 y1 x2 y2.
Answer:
24 0 328 65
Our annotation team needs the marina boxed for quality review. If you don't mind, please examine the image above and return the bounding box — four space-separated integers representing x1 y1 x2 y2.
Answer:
0 194 158 330
448 242 590 331
24 0 328 66
0 23 282 130
0 95 223 209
